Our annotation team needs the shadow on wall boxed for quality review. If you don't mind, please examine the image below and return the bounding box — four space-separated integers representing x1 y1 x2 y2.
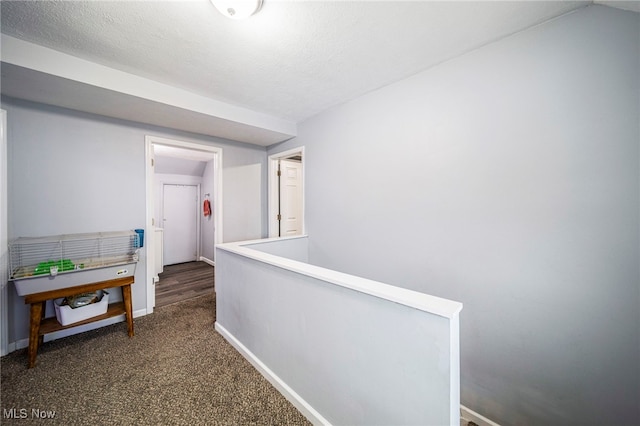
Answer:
223 164 263 242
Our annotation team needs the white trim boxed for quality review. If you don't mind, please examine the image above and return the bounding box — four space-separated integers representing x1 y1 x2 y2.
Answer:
217 237 462 319
215 322 330 426
199 256 215 267
145 137 156 313
268 147 305 238
460 405 501 426
145 135 223 314
268 157 277 237
450 314 461 424
0 109 8 356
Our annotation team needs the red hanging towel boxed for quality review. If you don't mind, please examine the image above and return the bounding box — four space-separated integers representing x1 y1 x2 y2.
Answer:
203 199 212 217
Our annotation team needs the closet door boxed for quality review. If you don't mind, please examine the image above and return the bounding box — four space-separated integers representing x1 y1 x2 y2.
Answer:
163 184 198 265
279 159 303 236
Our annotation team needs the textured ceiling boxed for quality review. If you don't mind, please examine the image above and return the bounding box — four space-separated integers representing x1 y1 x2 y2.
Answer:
3 1 635 144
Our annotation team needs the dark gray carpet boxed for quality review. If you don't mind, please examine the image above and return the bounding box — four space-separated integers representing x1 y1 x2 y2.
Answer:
1 293 310 425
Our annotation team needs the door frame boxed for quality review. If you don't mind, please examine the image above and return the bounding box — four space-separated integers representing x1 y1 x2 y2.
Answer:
145 135 223 314
268 147 305 238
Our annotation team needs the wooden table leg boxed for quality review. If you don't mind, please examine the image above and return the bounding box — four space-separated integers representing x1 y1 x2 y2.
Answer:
28 302 43 368
38 301 46 346
122 284 134 337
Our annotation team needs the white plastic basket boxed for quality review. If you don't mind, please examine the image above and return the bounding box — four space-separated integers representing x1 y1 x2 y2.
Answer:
54 291 109 326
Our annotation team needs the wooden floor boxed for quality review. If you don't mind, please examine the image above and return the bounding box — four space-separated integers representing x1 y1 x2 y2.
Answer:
155 261 214 308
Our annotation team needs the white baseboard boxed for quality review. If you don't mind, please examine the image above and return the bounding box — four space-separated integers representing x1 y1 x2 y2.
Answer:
10 308 148 352
215 322 329 426
460 405 501 426
199 256 215 267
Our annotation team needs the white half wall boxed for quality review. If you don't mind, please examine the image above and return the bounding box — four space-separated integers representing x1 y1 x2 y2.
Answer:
216 238 462 425
244 235 309 262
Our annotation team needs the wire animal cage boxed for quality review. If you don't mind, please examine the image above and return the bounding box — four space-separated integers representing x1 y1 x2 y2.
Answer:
9 230 140 296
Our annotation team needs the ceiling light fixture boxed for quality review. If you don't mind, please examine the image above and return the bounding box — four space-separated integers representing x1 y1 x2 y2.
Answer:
210 0 263 20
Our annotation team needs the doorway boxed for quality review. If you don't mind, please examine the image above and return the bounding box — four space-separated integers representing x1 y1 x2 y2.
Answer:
268 147 305 238
155 261 214 308
145 136 222 314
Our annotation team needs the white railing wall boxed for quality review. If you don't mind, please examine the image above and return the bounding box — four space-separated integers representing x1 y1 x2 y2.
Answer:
215 236 462 425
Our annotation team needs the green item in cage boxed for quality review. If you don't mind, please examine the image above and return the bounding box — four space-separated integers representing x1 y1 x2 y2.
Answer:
33 259 75 275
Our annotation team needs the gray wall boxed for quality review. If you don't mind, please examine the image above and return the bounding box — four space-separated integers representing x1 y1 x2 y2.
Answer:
223 163 263 243
201 160 216 262
269 5 639 425
245 236 309 262
4 96 268 344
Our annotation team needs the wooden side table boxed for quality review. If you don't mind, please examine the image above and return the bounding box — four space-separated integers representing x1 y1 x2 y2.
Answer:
23 276 135 368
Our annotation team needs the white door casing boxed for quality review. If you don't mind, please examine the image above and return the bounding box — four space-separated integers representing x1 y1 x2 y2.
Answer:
145 135 223 314
268 147 305 238
163 184 198 265
279 159 303 236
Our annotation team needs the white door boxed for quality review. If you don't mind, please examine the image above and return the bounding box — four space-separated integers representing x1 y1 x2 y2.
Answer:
279 159 303 236
163 184 198 265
